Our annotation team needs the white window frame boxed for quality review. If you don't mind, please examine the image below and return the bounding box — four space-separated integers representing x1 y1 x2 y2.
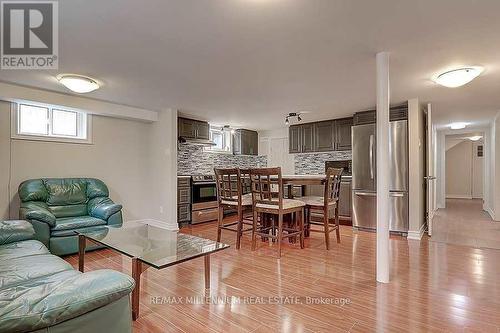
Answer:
204 126 232 153
11 102 92 144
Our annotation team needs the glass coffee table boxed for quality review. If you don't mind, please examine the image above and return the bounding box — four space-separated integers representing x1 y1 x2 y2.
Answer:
76 222 229 320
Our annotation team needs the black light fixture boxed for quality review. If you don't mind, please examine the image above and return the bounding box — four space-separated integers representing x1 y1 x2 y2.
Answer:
285 112 302 125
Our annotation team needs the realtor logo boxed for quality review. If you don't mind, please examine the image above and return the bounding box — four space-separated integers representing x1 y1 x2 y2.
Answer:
1 1 58 69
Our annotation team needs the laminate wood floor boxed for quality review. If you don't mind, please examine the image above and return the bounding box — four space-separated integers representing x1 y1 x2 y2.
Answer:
431 199 500 250
65 220 500 333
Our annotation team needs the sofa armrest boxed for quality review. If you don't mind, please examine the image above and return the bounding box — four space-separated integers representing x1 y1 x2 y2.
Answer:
0 220 35 245
88 197 123 221
19 202 56 227
0 269 134 333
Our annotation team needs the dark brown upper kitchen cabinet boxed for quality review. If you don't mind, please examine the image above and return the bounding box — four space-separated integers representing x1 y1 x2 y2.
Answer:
335 117 353 151
289 124 315 153
289 117 353 153
233 129 258 155
314 121 335 152
301 123 315 152
178 117 210 140
289 125 301 153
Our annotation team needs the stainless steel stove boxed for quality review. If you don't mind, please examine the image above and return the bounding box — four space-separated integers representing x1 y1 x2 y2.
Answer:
191 175 218 224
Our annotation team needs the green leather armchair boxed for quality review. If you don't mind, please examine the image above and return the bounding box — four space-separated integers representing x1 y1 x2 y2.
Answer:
19 178 123 256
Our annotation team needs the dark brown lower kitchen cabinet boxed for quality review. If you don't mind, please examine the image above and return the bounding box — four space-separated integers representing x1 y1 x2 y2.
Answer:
338 180 352 222
177 176 191 224
335 117 353 151
314 120 335 151
233 129 258 155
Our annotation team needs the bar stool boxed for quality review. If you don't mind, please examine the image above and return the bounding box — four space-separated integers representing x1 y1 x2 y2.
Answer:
249 167 305 258
298 167 343 250
214 168 253 249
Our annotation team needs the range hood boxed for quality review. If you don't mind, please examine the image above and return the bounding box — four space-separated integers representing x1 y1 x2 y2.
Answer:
178 136 216 146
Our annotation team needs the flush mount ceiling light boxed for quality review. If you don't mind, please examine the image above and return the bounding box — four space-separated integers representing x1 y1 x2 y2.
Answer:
449 122 467 130
433 66 483 88
285 112 302 125
56 74 100 93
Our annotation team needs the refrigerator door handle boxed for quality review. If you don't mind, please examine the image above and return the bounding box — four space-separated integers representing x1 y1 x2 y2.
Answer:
355 191 376 197
369 134 374 179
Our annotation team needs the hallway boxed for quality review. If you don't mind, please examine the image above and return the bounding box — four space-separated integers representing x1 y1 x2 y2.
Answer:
431 199 500 249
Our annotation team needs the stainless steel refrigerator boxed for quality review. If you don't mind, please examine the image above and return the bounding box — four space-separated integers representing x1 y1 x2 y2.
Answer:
351 120 409 233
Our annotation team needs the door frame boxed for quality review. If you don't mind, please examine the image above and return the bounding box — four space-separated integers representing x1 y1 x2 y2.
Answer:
436 126 490 215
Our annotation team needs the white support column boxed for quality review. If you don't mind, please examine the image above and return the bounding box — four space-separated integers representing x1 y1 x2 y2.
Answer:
376 52 390 283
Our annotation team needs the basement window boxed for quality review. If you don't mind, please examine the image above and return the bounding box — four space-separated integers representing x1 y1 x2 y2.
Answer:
204 126 232 153
12 102 92 143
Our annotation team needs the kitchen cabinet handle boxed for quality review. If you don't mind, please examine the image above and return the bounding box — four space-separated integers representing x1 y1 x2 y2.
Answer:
390 192 405 197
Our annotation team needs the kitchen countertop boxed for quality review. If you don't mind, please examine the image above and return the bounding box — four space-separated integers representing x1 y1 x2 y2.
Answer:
286 174 352 180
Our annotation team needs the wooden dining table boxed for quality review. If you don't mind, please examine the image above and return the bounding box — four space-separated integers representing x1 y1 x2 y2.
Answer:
281 174 326 198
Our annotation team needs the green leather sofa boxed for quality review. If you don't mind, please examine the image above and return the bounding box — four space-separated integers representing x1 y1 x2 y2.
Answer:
19 178 123 256
0 220 134 333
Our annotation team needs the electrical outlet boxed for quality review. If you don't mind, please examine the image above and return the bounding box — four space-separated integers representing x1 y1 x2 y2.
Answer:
159 206 164 214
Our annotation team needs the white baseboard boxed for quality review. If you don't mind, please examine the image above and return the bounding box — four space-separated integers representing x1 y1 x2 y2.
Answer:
126 219 179 231
407 223 425 241
485 206 496 221
446 194 473 199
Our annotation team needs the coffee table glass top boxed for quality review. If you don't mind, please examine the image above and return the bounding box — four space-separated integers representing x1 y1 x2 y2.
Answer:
76 222 229 269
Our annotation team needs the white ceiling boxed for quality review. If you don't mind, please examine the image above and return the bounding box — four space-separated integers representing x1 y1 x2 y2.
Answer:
1 0 500 130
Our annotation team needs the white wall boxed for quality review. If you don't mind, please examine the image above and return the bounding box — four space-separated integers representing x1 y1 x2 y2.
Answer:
259 127 295 174
0 100 178 228
408 98 426 238
445 138 483 199
492 113 500 220
445 140 473 198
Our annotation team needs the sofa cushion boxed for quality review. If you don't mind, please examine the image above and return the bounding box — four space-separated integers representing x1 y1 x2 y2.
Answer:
49 204 89 218
0 269 134 333
86 178 109 199
44 179 88 206
0 220 36 245
0 240 49 261
52 216 107 232
18 179 48 202
0 253 73 289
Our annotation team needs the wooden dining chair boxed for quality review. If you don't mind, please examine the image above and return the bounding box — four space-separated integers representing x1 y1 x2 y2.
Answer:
249 167 305 258
214 168 253 249
299 167 343 250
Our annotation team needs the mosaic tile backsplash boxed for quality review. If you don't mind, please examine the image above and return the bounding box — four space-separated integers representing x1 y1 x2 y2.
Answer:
294 151 352 175
178 143 267 175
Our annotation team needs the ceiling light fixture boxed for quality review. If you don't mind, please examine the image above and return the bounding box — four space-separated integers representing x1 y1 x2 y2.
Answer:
469 136 482 141
449 122 467 130
285 112 302 126
223 125 236 134
56 74 100 93
433 66 483 88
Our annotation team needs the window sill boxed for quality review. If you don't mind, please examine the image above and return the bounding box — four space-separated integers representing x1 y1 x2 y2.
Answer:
11 134 93 145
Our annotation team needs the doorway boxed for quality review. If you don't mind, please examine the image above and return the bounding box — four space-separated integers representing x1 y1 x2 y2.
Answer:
431 131 500 249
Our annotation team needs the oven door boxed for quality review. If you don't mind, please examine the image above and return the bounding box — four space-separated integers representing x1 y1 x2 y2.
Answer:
192 182 217 204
